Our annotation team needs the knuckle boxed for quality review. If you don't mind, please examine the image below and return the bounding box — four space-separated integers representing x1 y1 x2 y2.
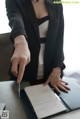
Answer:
11 68 17 76
20 56 31 64
20 67 25 72
11 56 18 63
20 56 27 63
27 56 31 63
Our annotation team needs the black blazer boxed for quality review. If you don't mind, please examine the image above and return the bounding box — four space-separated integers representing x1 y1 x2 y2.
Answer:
6 0 65 83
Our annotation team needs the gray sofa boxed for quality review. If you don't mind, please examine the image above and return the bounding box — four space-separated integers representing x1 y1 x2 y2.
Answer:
0 33 13 81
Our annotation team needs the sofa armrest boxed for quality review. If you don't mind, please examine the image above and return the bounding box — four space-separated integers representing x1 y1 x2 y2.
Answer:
0 33 13 81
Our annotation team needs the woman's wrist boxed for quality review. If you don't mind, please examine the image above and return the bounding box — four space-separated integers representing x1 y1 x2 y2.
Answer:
14 35 28 48
51 67 61 77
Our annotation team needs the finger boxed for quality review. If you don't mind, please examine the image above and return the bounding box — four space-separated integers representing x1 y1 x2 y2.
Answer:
60 82 70 90
11 58 19 77
60 80 68 85
53 85 61 93
17 59 26 83
58 84 68 93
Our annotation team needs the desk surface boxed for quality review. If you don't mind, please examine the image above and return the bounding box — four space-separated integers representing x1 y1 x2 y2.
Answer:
0 81 28 119
0 80 80 119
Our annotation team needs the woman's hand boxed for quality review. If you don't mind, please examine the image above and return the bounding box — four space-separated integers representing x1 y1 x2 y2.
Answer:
11 35 30 83
44 68 70 93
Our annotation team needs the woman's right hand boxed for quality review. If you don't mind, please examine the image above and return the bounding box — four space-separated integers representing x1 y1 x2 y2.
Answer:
11 35 30 83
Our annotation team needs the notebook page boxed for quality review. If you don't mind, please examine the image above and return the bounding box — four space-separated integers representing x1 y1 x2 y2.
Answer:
24 84 67 119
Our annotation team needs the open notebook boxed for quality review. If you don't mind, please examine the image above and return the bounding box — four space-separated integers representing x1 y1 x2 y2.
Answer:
21 77 80 119
24 84 67 119
59 77 80 110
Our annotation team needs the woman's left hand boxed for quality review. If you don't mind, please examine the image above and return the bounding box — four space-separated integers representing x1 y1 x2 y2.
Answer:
44 74 70 93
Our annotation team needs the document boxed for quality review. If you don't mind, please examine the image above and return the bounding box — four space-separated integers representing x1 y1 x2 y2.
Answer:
24 84 67 119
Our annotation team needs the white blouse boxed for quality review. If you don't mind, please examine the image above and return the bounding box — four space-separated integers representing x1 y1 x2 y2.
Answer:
37 16 49 79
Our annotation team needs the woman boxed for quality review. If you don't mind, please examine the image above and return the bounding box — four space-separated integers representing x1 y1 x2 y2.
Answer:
6 0 70 93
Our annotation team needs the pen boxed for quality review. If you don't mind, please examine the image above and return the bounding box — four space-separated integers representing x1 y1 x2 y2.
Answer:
18 82 20 98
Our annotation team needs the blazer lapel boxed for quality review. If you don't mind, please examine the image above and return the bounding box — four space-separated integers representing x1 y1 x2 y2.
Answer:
19 0 40 46
44 0 58 63
45 0 57 42
28 0 40 42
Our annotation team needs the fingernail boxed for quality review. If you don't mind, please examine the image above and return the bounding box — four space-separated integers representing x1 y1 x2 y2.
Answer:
66 91 68 93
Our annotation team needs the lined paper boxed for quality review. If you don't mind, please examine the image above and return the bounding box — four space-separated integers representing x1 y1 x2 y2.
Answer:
24 84 67 119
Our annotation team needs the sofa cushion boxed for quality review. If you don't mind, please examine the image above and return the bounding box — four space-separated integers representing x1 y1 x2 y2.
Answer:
0 33 13 81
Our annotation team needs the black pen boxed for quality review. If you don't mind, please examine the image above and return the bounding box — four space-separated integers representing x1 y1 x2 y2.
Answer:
18 82 20 98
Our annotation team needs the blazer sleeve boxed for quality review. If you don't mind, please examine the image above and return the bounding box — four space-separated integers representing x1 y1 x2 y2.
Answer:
6 0 27 42
53 4 65 70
